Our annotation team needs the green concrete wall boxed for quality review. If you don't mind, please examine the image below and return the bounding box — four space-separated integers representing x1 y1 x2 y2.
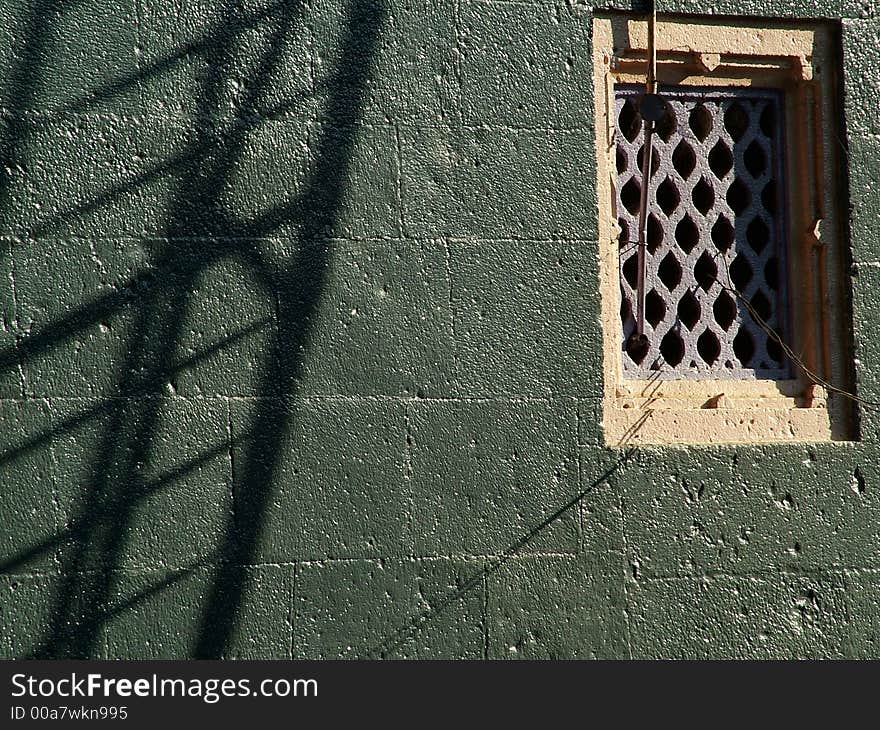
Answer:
0 0 878 659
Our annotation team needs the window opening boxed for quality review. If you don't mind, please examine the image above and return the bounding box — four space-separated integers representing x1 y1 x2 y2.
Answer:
593 12 857 444
615 85 790 379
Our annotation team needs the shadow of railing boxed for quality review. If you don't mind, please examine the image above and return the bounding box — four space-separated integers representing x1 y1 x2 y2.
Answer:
193 0 390 659
0 0 388 658
0 0 87 262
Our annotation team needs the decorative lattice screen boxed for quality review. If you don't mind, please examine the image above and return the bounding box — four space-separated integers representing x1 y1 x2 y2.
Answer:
614 85 791 379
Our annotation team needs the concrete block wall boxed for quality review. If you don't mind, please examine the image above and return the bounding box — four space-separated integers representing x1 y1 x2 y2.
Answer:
0 0 878 659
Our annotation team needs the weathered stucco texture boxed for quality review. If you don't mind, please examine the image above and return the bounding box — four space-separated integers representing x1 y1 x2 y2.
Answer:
0 0 878 659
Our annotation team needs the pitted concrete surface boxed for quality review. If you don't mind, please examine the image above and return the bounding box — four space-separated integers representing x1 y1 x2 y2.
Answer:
0 0 878 659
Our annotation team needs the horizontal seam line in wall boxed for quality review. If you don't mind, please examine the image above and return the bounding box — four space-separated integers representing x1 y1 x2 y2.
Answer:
13 564 880 580
0 552 626 578
0 395 604 403
632 569 865 582
0 112 597 134
0 237 602 244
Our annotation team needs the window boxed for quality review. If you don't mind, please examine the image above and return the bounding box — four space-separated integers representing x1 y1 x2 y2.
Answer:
592 13 855 445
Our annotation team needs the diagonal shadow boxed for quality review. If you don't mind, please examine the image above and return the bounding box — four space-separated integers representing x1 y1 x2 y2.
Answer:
23 0 387 658
0 0 88 262
52 0 295 116
363 450 636 659
0 437 241 576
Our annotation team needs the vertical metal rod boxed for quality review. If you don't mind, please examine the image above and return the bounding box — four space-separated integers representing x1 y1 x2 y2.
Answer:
635 5 657 337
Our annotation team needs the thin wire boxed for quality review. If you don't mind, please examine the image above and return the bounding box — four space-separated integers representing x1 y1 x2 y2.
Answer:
619 239 649 254
616 245 877 409
616 5 870 413
713 254 880 409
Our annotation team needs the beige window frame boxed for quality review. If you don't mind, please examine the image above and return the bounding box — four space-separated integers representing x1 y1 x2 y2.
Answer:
592 13 854 446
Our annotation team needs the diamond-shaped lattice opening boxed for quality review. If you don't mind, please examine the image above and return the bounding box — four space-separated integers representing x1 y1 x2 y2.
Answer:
697 328 721 365
761 180 778 215
660 329 685 366
622 254 638 288
620 293 631 323
694 250 718 292
621 177 641 215
711 215 734 251
675 214 700 254
744 140 768 178
708 140 733 179
626 333 650 364
637 144 660 177
656 177 680 215
766 332 783 364
750 290 772 322
729 255 753 289
747 216 770 253
645 289 666 327
678 289 701 330
692 177 715 215
655 107 676 142
672 139 697 179
733 328 755 366
647 213 663 253
619 98 641 142
712 289 737 331
764 256 779 290
658 251 682 290
616 147 628 174
724 102 749 141
726 178 751 215
689 104 713 142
